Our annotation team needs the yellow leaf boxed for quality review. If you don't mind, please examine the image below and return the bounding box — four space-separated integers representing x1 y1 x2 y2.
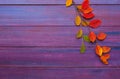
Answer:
81 21 89 26
75 16 81 26
76 28 83 39
66 0 73 7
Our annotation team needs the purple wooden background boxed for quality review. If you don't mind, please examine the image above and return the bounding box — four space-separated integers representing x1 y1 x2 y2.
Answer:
0 0 120 79
0 0 119 4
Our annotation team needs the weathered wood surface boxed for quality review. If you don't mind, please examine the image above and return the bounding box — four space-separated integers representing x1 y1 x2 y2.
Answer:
0 5 119 26
0 46 119 67
1 67 120 79
0 2 119 79
0 67 120 79
0 0 119 4
0 26 119 46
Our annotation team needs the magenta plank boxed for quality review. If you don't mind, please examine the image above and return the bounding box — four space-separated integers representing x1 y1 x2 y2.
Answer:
0 67 119 79
0 5 119 26
0 26 119 46
0 46 119 67
0 0 119 4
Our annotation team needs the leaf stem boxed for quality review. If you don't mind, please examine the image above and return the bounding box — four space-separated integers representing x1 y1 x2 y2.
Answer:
72 1 91 33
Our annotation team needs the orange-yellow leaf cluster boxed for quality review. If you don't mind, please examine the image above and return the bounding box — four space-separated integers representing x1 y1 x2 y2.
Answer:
95 45 111 65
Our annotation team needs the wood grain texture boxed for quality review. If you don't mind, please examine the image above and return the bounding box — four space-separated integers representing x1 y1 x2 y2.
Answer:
0 46 119 67
0 67 119 79
0 0 119 4
0 3 119 79
0 26 119 46
0 5 119 26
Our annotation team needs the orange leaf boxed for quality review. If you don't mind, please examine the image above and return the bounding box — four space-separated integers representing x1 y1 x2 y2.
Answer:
81 0 89 10
89 31 96 43
104 54 110 59
100 54 110 65
89 19 101 28
102 46 111 53
95 45 103 56
66 0 73 7
82 7 93 14
77 5 82 10
83 12 94 19
97 32 107 41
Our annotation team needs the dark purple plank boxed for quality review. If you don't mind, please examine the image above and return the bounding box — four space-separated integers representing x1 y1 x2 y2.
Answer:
0 46 119 67
0 67 119 79
0 26 119 46
0 0 119 4
0 5 119 26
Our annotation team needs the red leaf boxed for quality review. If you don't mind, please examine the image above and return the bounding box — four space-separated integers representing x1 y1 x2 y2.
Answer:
83 12 94 19
89 31 96 43
81 0 89 10
89 19 101 28
97 32 107 41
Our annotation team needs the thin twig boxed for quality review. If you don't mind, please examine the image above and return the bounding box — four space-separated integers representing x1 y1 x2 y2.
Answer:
72 1 91 33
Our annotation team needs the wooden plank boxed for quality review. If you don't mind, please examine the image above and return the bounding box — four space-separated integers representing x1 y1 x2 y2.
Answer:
0 46 119 67
0 26 119 46
0 67 119 79
0 0 119 4
0 5 119 26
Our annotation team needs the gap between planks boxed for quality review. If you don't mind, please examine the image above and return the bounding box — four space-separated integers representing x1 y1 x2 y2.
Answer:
0 4 119 6
0 65 120 69
0 46 119 48
0 25 119 27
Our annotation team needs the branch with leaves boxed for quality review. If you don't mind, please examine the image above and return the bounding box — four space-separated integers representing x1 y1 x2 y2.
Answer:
66 0 111 65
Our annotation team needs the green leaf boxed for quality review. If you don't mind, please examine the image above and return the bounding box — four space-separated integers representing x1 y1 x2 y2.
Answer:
83 35 90 42
80 42 86 53
76 28 83 39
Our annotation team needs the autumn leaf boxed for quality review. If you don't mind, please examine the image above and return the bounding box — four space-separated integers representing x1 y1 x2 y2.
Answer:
77 5 93 14
66 0 73 7
104 54 110 59
83 12 94 19
102 46 111 53
82 7 93 14
89 19 102 28
81 0 89 10
75 15 81 26
100 54 110 65
81 21 89 26
95 45 103 56
80 42 86 53
97 32 107 41
77 5 82 10
76 28 83 39
89 31 96 43
83 35 90 42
